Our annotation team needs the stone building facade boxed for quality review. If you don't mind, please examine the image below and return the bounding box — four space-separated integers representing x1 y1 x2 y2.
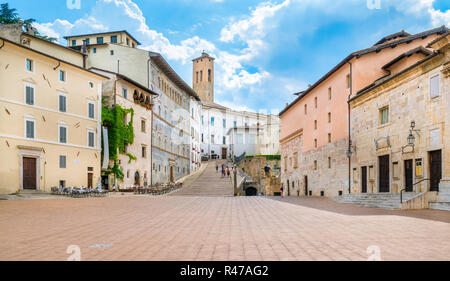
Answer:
91 68 158 190
280 26 448 198
349 33 449 208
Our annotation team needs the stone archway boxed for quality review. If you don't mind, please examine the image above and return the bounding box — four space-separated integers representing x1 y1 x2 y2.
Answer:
135 171 140 186
245 187 258 196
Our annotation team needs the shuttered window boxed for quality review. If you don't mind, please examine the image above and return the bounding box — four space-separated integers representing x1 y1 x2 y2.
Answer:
25 86 34 105
379 107 389 125
88 131 95 148
26 120 35 139
59 95 66 112
60 156 66 169
88 103 95 119
59 126 67 143
430 75 440 98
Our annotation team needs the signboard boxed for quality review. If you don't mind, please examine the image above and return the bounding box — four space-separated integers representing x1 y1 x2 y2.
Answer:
415 159 423 178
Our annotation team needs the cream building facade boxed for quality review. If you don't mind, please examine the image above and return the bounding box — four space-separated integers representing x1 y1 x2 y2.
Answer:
349 33 449 209
0 29 106 194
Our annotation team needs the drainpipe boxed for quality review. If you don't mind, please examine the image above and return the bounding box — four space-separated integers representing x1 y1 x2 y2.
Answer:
347 61 353 195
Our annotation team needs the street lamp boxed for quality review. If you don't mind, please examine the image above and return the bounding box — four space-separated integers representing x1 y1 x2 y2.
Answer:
407 132 415 146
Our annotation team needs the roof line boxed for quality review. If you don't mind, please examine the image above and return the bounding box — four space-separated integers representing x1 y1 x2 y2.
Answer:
63 30 141 45
149 51 200 101
279 25 448 116
381 46 433 71
22 33 86 56
89 67 158 96
350 52 439 102
0 36 109 80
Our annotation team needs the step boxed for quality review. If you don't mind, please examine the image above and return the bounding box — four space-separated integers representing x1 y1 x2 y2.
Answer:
429 202 450 211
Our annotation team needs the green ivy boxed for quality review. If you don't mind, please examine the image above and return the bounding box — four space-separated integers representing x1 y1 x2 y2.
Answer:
126 153 137 164
101 104 135 179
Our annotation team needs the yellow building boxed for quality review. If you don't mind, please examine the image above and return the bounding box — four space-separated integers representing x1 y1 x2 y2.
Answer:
0 33 107 194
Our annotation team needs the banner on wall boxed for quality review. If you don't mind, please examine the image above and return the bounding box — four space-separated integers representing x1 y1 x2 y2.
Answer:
102 127 109 170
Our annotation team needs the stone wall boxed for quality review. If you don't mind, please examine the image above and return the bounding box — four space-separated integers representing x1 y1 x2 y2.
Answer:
282 134 349 197
0 24 22 43
238 156 281 196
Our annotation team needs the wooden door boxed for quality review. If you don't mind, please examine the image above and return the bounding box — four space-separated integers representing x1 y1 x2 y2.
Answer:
379 155 390 193
222 148 227 160
361 166 367 193
404 160 413 192
23 157 37 190
304 176 308 196
87 173 93 188
287 180 290 196
429 150 442 192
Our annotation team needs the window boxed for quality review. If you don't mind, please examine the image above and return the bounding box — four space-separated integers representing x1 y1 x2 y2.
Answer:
59 70 66 82
208 69 211 82
328 133 332 143
237 135 243 144
201 115 204 125
314 97 318 108
97 37 104 44
26 59 33 72
88 131 95 148
71 40 76 46
328 87 332 100
328 157 332 169
201 134 204 143
59 125 67 144
200 70 203 82
314 139 317 148
111 36 118 43
126 38 130 46
196 72 199 83
110 50 114 56
59 94 67 113
233 121 237 127
142 146 147 158
25 85 34 105
314 160 318 170
346 74 351 89
211 135 215 144
60 156 66 169
83 38 90 45
304 104 307 115
25 119 35 139
328 112 332 123
294 152 298 168
223 136 226 145
250 135 256 144
430 74 440 98
89 82 94 88
211 117 215 127
314 120 317 130
88 102 95 119
141 119 146 133
223 119 226 128
379 106 389 125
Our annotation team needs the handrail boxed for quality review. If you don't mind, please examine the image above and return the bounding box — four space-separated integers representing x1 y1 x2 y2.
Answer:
400 179 429 203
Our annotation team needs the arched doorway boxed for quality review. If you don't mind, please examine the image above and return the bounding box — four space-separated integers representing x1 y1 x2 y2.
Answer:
135 171 140 186
245 187 257 196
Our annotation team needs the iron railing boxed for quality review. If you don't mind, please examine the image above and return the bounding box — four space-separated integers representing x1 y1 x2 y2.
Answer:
400 178 429 203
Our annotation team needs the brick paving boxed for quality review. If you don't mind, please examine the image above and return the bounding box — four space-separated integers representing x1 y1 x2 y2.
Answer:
0 162 449 261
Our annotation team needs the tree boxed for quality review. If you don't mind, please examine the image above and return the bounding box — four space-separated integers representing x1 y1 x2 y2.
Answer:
0 3 56 42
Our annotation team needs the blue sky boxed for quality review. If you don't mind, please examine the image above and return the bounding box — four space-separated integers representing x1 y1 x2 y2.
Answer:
7 0 449 113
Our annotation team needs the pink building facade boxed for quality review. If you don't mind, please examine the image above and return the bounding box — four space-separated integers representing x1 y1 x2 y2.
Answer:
279 26 448 197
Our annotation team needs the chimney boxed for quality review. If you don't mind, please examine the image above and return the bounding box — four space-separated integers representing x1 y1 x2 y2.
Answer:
285 103 289 108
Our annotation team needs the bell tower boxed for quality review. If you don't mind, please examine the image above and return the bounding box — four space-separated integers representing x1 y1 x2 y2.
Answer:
192 52 215 102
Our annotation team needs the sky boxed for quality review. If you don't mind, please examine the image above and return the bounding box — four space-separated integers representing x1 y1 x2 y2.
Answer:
6 0 450 114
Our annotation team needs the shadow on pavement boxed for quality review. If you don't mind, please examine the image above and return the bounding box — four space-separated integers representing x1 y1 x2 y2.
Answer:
267 196 450 224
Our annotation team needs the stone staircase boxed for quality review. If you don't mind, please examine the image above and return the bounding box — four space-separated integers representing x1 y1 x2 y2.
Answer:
333 192 421 210
429 202 450 211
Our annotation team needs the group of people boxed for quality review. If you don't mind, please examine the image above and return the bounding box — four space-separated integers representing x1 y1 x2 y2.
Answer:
216 163 231 178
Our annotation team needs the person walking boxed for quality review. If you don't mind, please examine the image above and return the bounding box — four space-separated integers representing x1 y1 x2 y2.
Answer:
280 184 284 198
227 167 230 177
216 164 219 173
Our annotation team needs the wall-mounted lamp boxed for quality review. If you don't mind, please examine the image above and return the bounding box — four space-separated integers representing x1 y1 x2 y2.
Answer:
402 121 420 154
